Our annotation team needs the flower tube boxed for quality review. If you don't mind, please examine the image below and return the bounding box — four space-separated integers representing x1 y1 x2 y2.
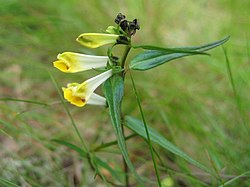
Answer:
53 52 108 73
76 33 120 48
62 69 112 107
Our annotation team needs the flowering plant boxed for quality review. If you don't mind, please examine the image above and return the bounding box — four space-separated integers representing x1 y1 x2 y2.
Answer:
52 13 229 186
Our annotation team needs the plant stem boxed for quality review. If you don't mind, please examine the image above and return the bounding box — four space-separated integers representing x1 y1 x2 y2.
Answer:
92 133 136 152
121 45 131 69
129 69 162 187
122 123 129 186
120 44 131 186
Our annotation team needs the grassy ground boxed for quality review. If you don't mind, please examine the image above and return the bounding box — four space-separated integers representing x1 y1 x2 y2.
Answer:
1 0 250 186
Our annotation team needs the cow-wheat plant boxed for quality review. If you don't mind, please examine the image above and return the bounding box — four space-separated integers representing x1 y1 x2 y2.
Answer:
52 13 229 186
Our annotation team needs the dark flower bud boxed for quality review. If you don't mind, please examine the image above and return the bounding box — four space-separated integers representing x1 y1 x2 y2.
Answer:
114 13 140 36
128 19 140 35
120 20 128 31
115 13 126 24
133 19 140 30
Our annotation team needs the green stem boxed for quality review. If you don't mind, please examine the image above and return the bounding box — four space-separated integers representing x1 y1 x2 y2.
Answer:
92 133 137 152
122 123 129 187
121 45 131 69
129 69 162 187
120 44 132 186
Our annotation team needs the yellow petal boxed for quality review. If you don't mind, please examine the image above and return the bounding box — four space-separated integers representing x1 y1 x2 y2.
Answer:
53 60 70 72
70 96 86 107
62 69 112 107
63 87 86 107
76 33 119 48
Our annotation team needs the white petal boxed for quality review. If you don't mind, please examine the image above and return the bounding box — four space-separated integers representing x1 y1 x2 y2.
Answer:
76 53 108 70
85 69 113 98
87 93 107 106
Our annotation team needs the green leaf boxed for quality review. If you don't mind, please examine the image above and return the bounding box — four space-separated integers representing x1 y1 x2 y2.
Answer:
125 115 210 173
133 45 209 55
130 36 230 71
52 139 87 158
103 75 143 184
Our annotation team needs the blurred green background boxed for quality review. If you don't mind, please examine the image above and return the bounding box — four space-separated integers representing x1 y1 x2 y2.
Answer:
1 0 250 186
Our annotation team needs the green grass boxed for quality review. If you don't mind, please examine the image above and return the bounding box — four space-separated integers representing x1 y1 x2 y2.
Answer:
1 0 250 186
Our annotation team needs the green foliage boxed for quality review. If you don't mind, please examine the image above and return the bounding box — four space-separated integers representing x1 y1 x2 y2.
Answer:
1 0 250 186
130 36 230 70
0 178 19 187
218 171 250 187
103 74 143 184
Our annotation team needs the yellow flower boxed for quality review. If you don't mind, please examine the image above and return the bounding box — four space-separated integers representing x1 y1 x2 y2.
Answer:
63 69 112 107
53 52 108 73
76 33 119 48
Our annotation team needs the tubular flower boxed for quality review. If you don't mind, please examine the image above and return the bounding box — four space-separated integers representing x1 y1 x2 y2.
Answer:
62 69 113 107
76 33 120 48
53 52 108 73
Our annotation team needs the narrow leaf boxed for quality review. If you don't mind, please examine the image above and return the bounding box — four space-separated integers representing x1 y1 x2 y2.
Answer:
103 75 143 184
125 115 210 173
52 139 87 157
133 45 208 55
0 97 48 106
130 36 230 71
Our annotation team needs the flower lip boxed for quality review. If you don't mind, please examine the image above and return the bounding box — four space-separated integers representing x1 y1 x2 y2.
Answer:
53 60 70 72
63 86 86 107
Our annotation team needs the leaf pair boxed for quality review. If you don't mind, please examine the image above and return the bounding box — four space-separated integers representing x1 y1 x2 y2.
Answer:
130 36 230 70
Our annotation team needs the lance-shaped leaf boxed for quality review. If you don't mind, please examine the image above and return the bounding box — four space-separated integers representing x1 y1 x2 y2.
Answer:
125 115 211 173
103 75 143 184
52 139 87 157
130 36 230 71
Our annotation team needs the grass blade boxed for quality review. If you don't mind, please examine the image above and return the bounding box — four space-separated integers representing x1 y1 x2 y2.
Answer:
52 139 87 157
223 47 249 134
128 70 162 186
0 178 20 187
48 71 88 152
218 171 250 187
0 97 48 106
